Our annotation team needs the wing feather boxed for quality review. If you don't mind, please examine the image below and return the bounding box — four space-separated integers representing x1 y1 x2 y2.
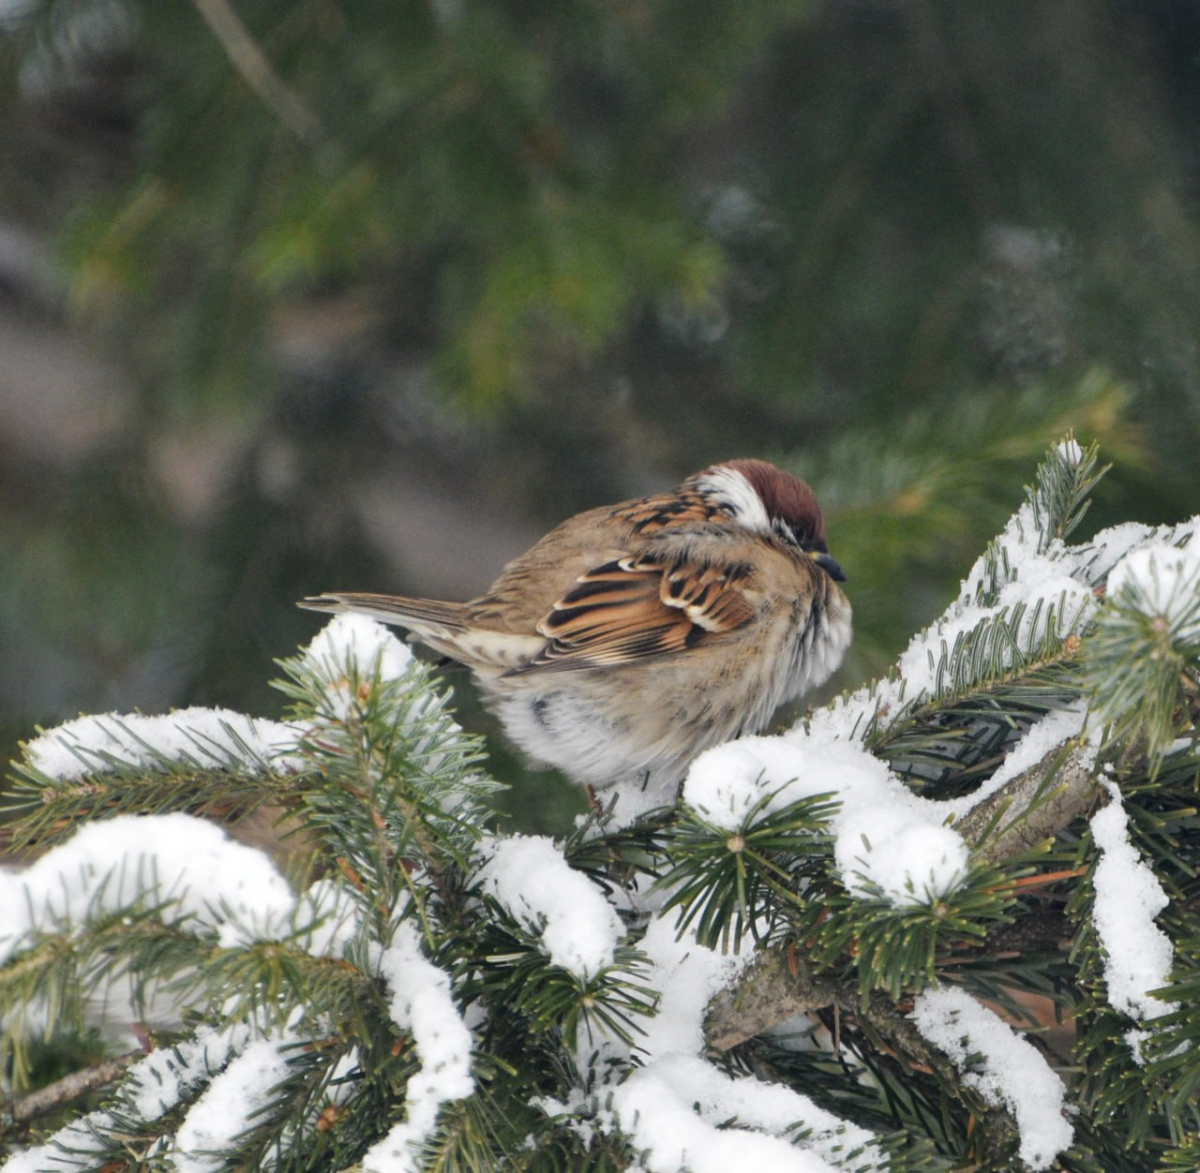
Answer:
504 555 756 675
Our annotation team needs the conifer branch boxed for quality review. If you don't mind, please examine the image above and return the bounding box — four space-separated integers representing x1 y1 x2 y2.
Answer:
704 943 1020 1158
3 1051 139 1125
955 739 1102 864
704 946 835 1051
703 735 1105 1052
5 442 1199 1169
190 0 325 144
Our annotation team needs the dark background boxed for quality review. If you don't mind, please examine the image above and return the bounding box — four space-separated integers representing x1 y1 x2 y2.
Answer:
1 0 1196 829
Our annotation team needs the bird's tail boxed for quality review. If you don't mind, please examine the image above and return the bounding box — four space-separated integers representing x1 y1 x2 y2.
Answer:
300 591 467 645
301 591 542 673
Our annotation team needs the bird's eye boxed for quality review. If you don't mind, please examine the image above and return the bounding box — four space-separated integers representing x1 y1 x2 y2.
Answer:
772 518 800 547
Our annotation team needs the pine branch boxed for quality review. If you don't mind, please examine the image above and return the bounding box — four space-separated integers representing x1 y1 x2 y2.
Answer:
705 948 1020 1165
189 0 325 143
4 767 304 859
955 739 1102 864
704 945 836 1051
2 1052 139 1127
702 732 1106 1051
7 442 1200 1168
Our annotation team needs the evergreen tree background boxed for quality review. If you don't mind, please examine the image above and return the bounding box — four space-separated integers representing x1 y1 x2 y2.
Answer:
2 1 1200 1166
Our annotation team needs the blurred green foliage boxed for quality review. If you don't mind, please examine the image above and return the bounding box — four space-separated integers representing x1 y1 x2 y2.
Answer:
1 0 1198 825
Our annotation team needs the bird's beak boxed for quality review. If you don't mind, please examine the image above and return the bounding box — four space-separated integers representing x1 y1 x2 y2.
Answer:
810 550 847 583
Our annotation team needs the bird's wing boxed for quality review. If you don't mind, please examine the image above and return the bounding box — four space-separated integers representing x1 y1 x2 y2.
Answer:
503 554 756 675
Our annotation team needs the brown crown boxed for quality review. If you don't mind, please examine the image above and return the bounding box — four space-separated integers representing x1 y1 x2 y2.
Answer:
722 458 827 546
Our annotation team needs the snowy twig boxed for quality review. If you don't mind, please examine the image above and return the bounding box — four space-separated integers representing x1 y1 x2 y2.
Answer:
954 739 1102 864
703 949 1027 1160
703 943 943 1067
3 1052 139 1126
703 947 1018 1144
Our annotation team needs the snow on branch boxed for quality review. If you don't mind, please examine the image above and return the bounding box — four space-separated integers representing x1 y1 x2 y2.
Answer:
1087 538 1200 757
4 1022 257 1172
635 913 747 1060
296 613 416 716
476 834 624 979
910 987 1072 1171
684 731 968 907
170 1028 305 1173
8 440 1200 1170
362 924 474 1173
1106 542 1200 639
0 812 296 964
1089 781 1181 1061
23 709 302 784
611 1054 883 1173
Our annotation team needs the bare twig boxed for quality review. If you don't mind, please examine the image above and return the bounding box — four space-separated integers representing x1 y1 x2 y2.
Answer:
190 0 324 144
3 1052 139 1127
705 948 837 1051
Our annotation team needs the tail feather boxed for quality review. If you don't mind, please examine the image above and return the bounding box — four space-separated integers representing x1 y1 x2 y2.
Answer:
299 592 467 635
300 591 543 673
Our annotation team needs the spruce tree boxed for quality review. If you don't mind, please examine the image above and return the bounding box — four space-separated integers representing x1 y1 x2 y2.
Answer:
2 437 1199 1171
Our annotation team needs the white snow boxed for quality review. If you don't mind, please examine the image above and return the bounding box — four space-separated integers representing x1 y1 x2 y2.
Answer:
18 617 417 785
940 703 1092 822
605 913 882 1169
899 575 1092 699
612 1054 882 1173
171 1030 301 1173
0 813 365 1051
684 730 968 906
958 502 1047 604
895 493 1098 703
1089 782 1180 1040
1056 438 1083 465
288 876 362 960
4 1021 263 1172
678 494 1196 914
300 613 415 718
23 708 302 784
126 1022 253 1120
16 501 1200 1168
0 812 297 966
805 676 907 749
636 912 748 1061
302 611 414 681
1 1109 112 1172
582 771 688 831
1105 542 1200 642
802 516 1198 769
476 835 624 978
682 689 1101 909
1070 521 1153 584
361 924 474 1173
0 1113 111 1172
910 986 1072 1170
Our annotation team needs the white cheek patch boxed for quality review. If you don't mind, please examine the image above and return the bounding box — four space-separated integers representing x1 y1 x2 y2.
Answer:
693 467 771 534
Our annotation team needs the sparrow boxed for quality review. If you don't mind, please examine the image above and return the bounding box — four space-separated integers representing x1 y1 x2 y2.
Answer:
301 459 851 794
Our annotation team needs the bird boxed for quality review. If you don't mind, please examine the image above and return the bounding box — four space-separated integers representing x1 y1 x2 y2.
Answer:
300 459 851 796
